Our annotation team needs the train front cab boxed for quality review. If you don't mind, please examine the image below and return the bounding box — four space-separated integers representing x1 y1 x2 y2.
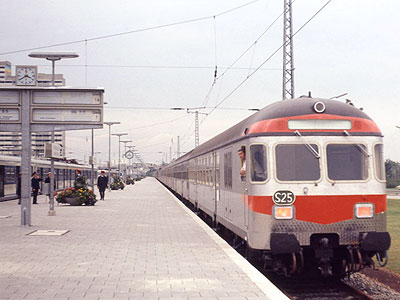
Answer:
244 136 391 277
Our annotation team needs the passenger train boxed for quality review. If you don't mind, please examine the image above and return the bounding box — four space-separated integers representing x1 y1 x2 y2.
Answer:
0 155 95 202
156 96 391 277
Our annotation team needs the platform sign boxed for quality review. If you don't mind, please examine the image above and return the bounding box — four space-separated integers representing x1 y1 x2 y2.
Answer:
0 108 20 122
32 108 102 123
0 86 105 227
33 90 102 105
0 87 104 127
0 90 19 104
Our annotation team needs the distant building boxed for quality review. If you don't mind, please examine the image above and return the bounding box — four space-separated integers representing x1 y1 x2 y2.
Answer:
0 132 65 157
0 61 65 86
0 61 13 85
0 61 66 156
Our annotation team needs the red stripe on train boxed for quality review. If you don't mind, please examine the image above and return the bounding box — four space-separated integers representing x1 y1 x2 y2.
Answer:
247 194 386 225
246 114 381 134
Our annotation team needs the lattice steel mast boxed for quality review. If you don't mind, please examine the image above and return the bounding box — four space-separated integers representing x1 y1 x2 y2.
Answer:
282 0 295 100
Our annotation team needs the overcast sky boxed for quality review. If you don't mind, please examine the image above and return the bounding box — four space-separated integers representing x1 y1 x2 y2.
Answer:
1 0 400 165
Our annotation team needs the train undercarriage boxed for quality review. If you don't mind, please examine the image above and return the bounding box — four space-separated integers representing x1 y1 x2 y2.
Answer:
256 232 391 278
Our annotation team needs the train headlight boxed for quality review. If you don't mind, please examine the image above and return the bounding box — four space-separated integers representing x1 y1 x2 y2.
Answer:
313 101 326 113
355 203 374 218
274 206 294 220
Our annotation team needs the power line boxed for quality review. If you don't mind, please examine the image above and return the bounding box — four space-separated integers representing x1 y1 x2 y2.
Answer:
31 63 282 71
104 106 259 110
129 115 190 130
206 0 333 117
217 4 287 80
0 0 262 56
199 3 287 111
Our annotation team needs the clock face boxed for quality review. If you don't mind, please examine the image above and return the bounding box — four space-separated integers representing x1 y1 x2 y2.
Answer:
16 66 37 86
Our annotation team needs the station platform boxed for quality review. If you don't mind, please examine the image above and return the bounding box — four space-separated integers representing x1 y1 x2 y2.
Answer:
0 177 287 300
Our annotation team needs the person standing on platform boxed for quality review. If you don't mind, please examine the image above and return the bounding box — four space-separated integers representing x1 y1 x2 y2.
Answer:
17 172 21 205
97 170 108 200
44 172 56 203
31 172 42 204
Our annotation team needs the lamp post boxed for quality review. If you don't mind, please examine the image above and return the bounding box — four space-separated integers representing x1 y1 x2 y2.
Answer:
28 52 79 217
104 121 120 191
28 52 79 86
126 145 135 169
120 140 132 179
111 133 128 177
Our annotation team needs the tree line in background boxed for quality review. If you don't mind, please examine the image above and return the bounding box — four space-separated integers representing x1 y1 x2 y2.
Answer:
385 159 400 188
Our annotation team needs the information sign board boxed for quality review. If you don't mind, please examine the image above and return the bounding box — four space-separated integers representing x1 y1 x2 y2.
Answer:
33 90 102 105
32 108 102 123
0 90 19 104
0 108 20 122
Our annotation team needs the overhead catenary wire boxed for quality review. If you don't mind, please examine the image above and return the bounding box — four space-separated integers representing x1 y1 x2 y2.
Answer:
33 64 282 71
0 0 262 56
127 114 190 130
205 0 333 118
216 5 287 80
198 2 287 112
183 0 332 149
104 106 259 111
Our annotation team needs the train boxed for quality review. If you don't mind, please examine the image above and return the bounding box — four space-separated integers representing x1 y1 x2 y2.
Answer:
156 96 391 277
0 155 96 202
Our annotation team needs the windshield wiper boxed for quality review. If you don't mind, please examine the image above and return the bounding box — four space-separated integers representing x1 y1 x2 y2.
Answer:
343 130 371 157
294 130 321 159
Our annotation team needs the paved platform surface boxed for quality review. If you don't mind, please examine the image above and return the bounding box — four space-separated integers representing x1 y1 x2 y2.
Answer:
0 177 287 300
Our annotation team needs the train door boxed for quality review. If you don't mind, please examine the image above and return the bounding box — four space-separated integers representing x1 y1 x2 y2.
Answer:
186 169 189 197
238 145 249 229
194 158 198 210
223 149 232 219
213 151 220 226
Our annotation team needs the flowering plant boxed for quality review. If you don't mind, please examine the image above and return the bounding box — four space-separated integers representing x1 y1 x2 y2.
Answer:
56 187 97 206
111 176 125 190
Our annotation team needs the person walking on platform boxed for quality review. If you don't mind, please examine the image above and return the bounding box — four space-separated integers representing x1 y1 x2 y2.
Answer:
31 172 42 204
17 172 21 205
97 170 108 200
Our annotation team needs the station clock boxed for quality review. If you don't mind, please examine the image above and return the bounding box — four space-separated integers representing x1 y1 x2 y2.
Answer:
15 65 37 86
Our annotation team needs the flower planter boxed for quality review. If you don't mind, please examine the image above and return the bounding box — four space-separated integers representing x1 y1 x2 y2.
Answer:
65 196 82 206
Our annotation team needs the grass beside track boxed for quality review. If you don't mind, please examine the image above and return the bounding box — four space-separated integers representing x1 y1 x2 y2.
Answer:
387 198 400 274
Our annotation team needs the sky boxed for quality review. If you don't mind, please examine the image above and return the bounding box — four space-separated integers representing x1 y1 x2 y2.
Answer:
1 0 400 165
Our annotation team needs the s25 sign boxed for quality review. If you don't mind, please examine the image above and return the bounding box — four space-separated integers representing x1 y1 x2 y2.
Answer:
273 190 295 205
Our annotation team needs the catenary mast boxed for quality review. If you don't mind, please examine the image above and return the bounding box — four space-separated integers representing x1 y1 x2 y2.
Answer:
282 0 295 100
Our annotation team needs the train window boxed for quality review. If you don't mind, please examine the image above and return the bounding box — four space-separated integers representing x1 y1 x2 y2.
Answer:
276 144 320 181
224 152 232 189
327 144 368 180
250 145 268 182
374 144 385 181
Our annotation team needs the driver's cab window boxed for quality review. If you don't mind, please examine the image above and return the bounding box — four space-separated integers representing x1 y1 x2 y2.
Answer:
250 144 267 182
238 146 246 182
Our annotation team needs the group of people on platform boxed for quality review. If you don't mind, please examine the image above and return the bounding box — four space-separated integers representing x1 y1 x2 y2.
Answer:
17 169 111 204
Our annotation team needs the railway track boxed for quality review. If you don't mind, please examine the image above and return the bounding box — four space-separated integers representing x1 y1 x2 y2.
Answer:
267 274 375 300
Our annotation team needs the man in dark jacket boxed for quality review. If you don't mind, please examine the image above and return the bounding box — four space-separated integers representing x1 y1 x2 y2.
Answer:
31 172 42 204
17 172 21 205
97 171 108 200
